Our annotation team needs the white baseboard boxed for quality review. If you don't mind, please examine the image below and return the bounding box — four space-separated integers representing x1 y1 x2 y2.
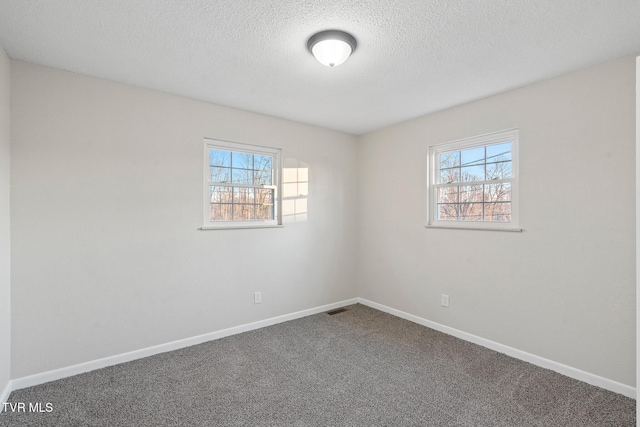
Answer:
11 298 358 391
357 297 636 399
0 379 11 411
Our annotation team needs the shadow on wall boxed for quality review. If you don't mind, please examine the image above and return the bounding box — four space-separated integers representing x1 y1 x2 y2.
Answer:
283 158 309 223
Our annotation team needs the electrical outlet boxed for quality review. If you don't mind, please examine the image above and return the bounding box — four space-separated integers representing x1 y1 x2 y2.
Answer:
441 294 449 308
254 291 262 304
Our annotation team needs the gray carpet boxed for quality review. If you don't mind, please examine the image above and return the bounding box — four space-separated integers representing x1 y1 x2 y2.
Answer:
0 304 635 426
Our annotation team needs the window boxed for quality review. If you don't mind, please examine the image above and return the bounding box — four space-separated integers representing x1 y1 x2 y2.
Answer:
203 139 282 229
427 129 521 231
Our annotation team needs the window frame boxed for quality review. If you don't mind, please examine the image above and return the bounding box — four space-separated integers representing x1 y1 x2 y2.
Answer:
426 129 521 231
203 138 283 230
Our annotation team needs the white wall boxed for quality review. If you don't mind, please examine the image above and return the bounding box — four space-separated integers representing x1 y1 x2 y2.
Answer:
358 55 636 386
10 61 359 378
0 45 11 399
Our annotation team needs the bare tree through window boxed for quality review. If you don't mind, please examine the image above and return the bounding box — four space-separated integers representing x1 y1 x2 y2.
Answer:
206 142 280 225
436 142 512 222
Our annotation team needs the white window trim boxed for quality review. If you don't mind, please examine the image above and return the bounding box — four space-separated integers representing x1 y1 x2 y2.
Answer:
202 138 283 230
426 129 522 232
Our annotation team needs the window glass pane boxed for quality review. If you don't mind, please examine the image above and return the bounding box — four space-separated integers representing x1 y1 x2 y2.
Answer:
210 186 232 203
461 165 485 182
210 149 230 167
459 203 483 221
231 169 253 184
437 186 458 203
233 204 255 221
256 204 273 220
460 185 483 203
210 166 230 183
210 203 232 221
233 187 254 203
460 146 485 166
486 161 512 180
257 189 274 221
256 188 274 205
254 155 273 170
486 142 511 162
440 168 460 184
254 170 272 185
232 152 253 169
437 204 458 220
484 202 511 222
439 151 460 169
484 183 511 203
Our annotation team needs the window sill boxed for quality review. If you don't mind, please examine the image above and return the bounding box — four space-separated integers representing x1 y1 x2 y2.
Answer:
425 223 523 232
200 224 283 231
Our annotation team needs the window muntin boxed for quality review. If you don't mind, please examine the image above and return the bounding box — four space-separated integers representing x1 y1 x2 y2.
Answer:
428 130 520 230
204 139 282 229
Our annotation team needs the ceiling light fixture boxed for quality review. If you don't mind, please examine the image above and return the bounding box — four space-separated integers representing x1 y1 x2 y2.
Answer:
307 30 357 67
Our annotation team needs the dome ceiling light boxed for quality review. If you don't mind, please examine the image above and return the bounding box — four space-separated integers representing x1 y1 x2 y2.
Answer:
307 30 357 67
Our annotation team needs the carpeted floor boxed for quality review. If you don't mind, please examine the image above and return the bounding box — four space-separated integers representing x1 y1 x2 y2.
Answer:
0 304 635 426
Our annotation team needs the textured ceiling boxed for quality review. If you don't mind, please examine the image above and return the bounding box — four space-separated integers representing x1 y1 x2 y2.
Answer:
0 0 639 135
